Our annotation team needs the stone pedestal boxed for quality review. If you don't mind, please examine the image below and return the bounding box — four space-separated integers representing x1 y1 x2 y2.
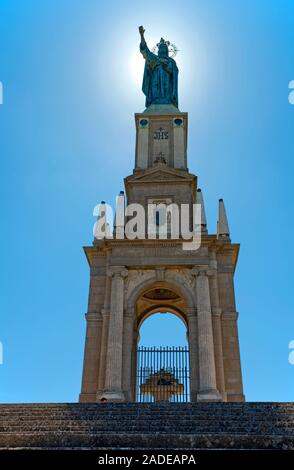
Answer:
135 110 188 170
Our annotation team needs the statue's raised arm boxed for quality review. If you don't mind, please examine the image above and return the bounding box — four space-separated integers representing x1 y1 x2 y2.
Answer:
138 26 179 109
139 25 146 46
138 26 158 64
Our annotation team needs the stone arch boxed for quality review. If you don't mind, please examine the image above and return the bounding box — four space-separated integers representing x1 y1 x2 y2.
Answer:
126 273 196 323
124 274 197 402
137 304 188 330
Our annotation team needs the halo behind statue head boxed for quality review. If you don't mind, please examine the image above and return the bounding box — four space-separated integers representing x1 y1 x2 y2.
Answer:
152 40 179 58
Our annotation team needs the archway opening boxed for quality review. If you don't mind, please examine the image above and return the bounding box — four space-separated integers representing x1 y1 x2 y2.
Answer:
138 311 188 347
132 283 192 403
135 308 190 403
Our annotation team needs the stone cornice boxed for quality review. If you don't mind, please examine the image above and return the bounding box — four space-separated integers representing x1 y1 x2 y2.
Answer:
134 111 188 119
125 178 196 187
83 239 240 273
87 237 239 249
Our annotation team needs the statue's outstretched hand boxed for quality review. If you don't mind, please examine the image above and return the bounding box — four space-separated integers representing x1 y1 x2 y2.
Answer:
139 26 145 37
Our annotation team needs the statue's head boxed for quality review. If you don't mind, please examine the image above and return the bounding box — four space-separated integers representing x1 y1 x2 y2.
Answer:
157 38 169 58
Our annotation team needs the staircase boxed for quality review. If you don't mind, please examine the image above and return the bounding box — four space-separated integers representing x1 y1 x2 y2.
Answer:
0 402 294 449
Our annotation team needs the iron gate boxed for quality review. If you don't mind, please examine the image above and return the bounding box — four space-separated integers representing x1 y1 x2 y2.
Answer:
136 346 190 402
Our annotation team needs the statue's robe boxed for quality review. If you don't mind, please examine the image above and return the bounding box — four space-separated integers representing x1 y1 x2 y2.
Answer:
140 43 178 108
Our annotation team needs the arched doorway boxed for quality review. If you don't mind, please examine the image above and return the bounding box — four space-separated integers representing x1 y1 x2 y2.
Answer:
129 283 194 403
138 312 188 347
137 311 190 402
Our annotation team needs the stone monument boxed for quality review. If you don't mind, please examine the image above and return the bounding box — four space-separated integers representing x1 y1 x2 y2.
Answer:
79 26 245 403
1 27 293 455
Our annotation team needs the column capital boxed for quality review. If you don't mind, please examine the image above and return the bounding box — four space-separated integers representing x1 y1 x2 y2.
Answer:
191 266 214 277
186 307 197 318
85 312 102 321
212 307 222 317
108 266 128 278
222 311 239 320
155 267 165 281
101 308 110 318
125 306 135 318
209 259 218 271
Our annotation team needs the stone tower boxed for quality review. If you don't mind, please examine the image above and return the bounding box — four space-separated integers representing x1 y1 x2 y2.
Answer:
79 29 244 403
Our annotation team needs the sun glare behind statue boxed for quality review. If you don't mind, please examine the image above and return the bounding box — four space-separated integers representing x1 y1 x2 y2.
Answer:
129 37 159 86
130 50 144 86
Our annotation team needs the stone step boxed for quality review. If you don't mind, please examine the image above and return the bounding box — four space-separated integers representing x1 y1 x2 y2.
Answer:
1 415 293 423
1 403 293 408
1 421 291 429
0 403 293 449
1 414 293 422
1 419 293 428
2 409 291 415
0 431 293 450
1 429 292 436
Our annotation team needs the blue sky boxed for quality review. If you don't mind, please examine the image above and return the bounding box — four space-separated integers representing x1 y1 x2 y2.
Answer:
0 0 293 403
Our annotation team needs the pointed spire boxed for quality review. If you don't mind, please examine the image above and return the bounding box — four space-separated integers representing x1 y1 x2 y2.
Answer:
217 198 230 238
97 200 106 221
114 191 125 239
93 200 107 243
196 188 208 233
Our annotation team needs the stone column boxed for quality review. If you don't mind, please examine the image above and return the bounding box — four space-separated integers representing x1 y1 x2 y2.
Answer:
222 311 245 402
96 309 110 400
79 313 102 402
186 308 199 401
122 307 135 402
210 252 226 400
212 307 226 400
102 266 128 402
131 329 139 401
192 267 222 401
